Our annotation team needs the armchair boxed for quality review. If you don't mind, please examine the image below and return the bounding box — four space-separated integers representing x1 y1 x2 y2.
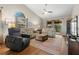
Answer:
5 28 30 51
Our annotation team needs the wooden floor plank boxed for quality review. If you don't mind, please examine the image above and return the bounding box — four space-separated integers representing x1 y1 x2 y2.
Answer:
0 45 50 55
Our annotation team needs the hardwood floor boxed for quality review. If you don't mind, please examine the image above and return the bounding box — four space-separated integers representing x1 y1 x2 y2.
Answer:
0 45 50 55
68 39 79 55
30 35 68 55
0 35 67 55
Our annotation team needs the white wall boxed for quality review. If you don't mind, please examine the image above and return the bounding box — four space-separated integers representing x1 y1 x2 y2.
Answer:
60 17 72 35
0 4 42 39
72 5 79 17
1 4 41 26
61 18 67 35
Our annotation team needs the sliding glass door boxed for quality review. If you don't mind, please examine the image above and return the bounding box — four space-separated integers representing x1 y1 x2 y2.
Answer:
71 17 77 36
70 16 79 40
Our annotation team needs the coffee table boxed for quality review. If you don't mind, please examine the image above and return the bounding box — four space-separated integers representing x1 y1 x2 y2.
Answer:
35 34 48 42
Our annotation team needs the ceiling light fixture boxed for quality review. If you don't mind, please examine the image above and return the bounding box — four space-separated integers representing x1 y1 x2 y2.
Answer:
42 4 53 14
44 11 48 14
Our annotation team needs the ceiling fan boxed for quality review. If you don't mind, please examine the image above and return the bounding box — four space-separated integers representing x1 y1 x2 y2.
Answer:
42 4 53 14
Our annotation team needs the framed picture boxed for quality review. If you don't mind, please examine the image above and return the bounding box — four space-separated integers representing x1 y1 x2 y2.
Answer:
5 18 16 28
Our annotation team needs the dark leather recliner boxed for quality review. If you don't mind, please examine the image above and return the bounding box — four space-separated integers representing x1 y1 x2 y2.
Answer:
5 28 30 51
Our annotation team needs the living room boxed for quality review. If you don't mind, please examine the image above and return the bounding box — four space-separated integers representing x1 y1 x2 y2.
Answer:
0 4 79 55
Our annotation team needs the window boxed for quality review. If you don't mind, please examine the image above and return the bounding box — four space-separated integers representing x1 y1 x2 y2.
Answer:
78 16 79 36
71 17 77 36
5 18 16 28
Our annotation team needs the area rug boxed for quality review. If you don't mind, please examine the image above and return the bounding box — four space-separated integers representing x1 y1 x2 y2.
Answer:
30 35 68 55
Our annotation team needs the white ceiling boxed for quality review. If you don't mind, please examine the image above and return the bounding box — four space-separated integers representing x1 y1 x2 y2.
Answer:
25 4 74 20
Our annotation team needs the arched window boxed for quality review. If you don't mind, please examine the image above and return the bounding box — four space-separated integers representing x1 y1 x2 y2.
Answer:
15 11 25 18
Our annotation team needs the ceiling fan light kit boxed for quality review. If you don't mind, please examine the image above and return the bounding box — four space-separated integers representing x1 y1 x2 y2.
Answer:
42 4 53 14
44 11 48 14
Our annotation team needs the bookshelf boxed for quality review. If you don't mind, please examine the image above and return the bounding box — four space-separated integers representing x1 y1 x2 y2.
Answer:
16 17 28 34
47 20 54 28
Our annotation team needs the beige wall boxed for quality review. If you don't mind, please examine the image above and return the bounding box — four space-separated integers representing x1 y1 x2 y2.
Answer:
0 4 42 38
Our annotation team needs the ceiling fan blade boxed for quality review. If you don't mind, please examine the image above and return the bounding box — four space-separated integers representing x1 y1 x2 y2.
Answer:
48 11 53 13
43 9 47 12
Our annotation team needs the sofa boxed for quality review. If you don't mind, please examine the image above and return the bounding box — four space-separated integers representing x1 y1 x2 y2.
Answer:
42 28 55 38
5 28 30 51
26 28 36 39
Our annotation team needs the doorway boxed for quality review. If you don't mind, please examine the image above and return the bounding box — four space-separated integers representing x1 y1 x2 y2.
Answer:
54 20 62 34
